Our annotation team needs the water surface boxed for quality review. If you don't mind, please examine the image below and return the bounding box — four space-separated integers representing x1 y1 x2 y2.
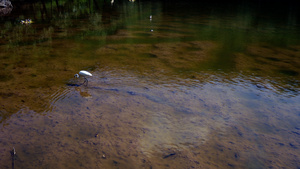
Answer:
0 0 300 168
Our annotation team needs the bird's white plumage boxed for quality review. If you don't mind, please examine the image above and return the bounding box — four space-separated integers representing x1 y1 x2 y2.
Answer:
79 70 92 77
74 70 92 86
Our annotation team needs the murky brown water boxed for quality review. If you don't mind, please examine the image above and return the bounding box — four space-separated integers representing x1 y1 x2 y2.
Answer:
0 0 300 169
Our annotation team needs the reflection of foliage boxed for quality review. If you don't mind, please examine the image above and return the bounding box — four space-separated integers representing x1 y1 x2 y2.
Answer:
0 21 12 38
89 13 102 28
0 22 36 47
0 0 140 47
40 26 54 42
53 13 72 29
0 0 107 46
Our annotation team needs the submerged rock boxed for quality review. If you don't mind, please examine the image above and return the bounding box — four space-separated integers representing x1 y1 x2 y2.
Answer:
163 153 176 159
0 0 13 16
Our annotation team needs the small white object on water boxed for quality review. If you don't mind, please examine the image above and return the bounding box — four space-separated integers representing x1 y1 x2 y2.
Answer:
20 19 33 25
74 70 92 85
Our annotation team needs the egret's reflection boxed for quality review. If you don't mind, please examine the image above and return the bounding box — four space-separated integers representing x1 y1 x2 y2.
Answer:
75 87 92 98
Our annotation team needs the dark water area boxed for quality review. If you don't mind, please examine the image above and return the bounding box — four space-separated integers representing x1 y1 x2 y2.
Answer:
0 0 300 168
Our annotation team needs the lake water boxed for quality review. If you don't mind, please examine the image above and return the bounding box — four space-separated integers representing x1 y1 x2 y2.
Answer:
0 0 299 168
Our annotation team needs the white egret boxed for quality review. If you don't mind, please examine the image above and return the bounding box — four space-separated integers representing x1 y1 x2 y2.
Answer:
74 70 92 85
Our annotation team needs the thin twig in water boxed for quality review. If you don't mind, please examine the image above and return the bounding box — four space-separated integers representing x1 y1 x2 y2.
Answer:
11 147 16 169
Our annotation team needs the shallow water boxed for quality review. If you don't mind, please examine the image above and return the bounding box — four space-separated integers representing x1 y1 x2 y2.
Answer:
0 0 300 169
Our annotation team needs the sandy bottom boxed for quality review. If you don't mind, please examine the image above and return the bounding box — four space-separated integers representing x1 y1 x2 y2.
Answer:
0 64 299 169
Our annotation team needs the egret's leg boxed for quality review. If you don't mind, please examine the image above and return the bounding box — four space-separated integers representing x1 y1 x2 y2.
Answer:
80 78 86 85
84 77 88 86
